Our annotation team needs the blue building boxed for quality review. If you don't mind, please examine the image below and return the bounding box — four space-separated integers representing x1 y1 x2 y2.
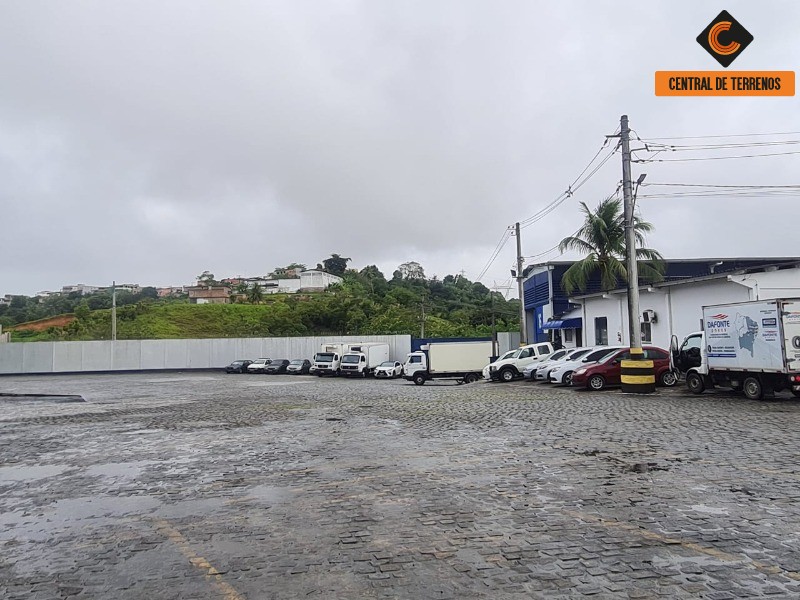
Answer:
523 257 800 346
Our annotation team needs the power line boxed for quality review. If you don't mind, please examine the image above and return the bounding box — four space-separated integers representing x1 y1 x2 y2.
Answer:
520 147 618 230
638 131 800 141
633 149 800 163
475 228 512 282
641 182 800 189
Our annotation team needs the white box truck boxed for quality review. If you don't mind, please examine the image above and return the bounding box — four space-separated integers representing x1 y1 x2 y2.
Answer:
340 343 391 377
404 341 493 385
671 298 800 400
313 342 352 376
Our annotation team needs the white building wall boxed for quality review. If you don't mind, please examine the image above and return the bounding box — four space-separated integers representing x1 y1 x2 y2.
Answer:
578 277 781 350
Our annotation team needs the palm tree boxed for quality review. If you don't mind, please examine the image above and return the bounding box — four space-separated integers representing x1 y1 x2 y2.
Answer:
558 197 664 294
247 283 264 304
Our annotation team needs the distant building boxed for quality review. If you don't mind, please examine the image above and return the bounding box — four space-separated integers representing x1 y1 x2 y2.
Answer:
157 286 189 298
35 291 59 299
300 270 342 292
61 284 100 295
188 285 232 304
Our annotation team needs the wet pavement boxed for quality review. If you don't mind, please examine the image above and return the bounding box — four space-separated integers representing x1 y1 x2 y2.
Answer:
1 372 799 599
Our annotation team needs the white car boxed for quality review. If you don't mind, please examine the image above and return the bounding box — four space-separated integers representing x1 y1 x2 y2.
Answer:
549 347 622 385
534 347 595 382
246 358 272 373
523 348 571 380
375 361 403 379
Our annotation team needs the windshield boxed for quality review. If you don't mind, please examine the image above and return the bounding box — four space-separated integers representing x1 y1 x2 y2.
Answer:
232 361 245 365
290 360 303 365
598 350 623 364
379 361 394 367
547 350 568 362
565 349 590 361
496 350 516 362
342 355 360 364
272 360 288 364
316 353 334 362
583 348 616 362
253 359 267 365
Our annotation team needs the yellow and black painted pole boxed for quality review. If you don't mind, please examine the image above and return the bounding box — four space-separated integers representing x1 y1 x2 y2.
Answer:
621 348 656 393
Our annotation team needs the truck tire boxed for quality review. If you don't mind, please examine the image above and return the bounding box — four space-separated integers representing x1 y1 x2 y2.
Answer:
499 368 516 382
743 376 764 401
464 373 479 384
686 372 705 394
413 373 426 386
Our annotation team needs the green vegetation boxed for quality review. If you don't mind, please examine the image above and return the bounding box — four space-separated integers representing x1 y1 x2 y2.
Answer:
2 262 519 342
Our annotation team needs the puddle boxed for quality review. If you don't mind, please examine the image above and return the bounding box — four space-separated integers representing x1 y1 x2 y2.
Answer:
85 461 157 480
0 464 71 482
689 504 729 515
243 485 292 504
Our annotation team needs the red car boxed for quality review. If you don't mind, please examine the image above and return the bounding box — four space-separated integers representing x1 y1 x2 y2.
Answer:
571 346 677 390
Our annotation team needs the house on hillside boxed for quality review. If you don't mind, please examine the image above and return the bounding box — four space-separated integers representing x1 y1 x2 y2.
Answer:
188 285 232 304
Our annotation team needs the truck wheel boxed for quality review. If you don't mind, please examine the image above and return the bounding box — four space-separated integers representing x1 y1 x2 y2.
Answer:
413 373 426 386
464 373 479 384
686 372 705 394
499 368 516 382
659 370 677 387
743 377 764 401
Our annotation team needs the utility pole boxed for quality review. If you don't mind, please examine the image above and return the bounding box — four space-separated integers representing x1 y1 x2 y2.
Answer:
491 289 497 359
514 222 526 345
420 298 426 339
620 114 654 392
111 280 117 342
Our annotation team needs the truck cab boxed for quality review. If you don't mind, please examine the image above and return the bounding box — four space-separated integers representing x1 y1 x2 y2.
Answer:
486 342 554 382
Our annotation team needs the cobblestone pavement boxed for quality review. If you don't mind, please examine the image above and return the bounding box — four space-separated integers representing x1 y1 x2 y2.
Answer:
1 373 800 599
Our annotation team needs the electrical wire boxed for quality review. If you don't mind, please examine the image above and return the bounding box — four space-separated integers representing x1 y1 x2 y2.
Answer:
475 228 512 283
633 149 800 163
638 131 800 141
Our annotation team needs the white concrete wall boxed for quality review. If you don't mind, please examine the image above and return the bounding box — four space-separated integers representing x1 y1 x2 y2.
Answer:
0 335 412 375
578 278 767 350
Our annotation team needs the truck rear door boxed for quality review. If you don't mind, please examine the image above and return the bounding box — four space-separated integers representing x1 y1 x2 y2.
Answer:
782 301 800 372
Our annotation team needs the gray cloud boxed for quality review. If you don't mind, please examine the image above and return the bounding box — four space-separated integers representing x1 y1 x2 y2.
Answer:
2 1 799 295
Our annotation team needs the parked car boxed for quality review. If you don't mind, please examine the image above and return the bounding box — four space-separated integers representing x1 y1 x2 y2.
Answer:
549 346 623 385
535 347 595 382
485 342 554 382
287 359 312 374
572 346 677 390
224 359 253 374
246 358 272 374
482 349 519 380
375 360 404 379
264 359 291 374
522 348 570 380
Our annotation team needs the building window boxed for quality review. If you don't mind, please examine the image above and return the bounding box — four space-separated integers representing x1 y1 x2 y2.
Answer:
595 317 608 345
564 329 573 343
641 322 652 343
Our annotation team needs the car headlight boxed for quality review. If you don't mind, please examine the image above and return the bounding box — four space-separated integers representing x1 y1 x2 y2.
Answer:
574 368 587 375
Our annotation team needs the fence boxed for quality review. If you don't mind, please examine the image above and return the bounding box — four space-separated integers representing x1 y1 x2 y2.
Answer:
0 335 412 375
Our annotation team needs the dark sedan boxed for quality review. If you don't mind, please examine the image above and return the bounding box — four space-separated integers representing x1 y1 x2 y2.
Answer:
264 359 291 374
286 359 312 374
224 359 253 374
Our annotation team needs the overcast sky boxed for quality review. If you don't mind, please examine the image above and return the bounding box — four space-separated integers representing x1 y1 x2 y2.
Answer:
2 1 799 296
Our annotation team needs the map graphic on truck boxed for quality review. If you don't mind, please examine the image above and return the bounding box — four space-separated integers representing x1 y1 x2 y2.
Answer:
734 313 759 356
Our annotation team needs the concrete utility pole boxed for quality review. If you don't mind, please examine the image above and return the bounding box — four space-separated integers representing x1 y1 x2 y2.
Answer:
515 222 527 345
620 114 654 393
420 298 426 339
620 116 640 350
111 280 117 342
